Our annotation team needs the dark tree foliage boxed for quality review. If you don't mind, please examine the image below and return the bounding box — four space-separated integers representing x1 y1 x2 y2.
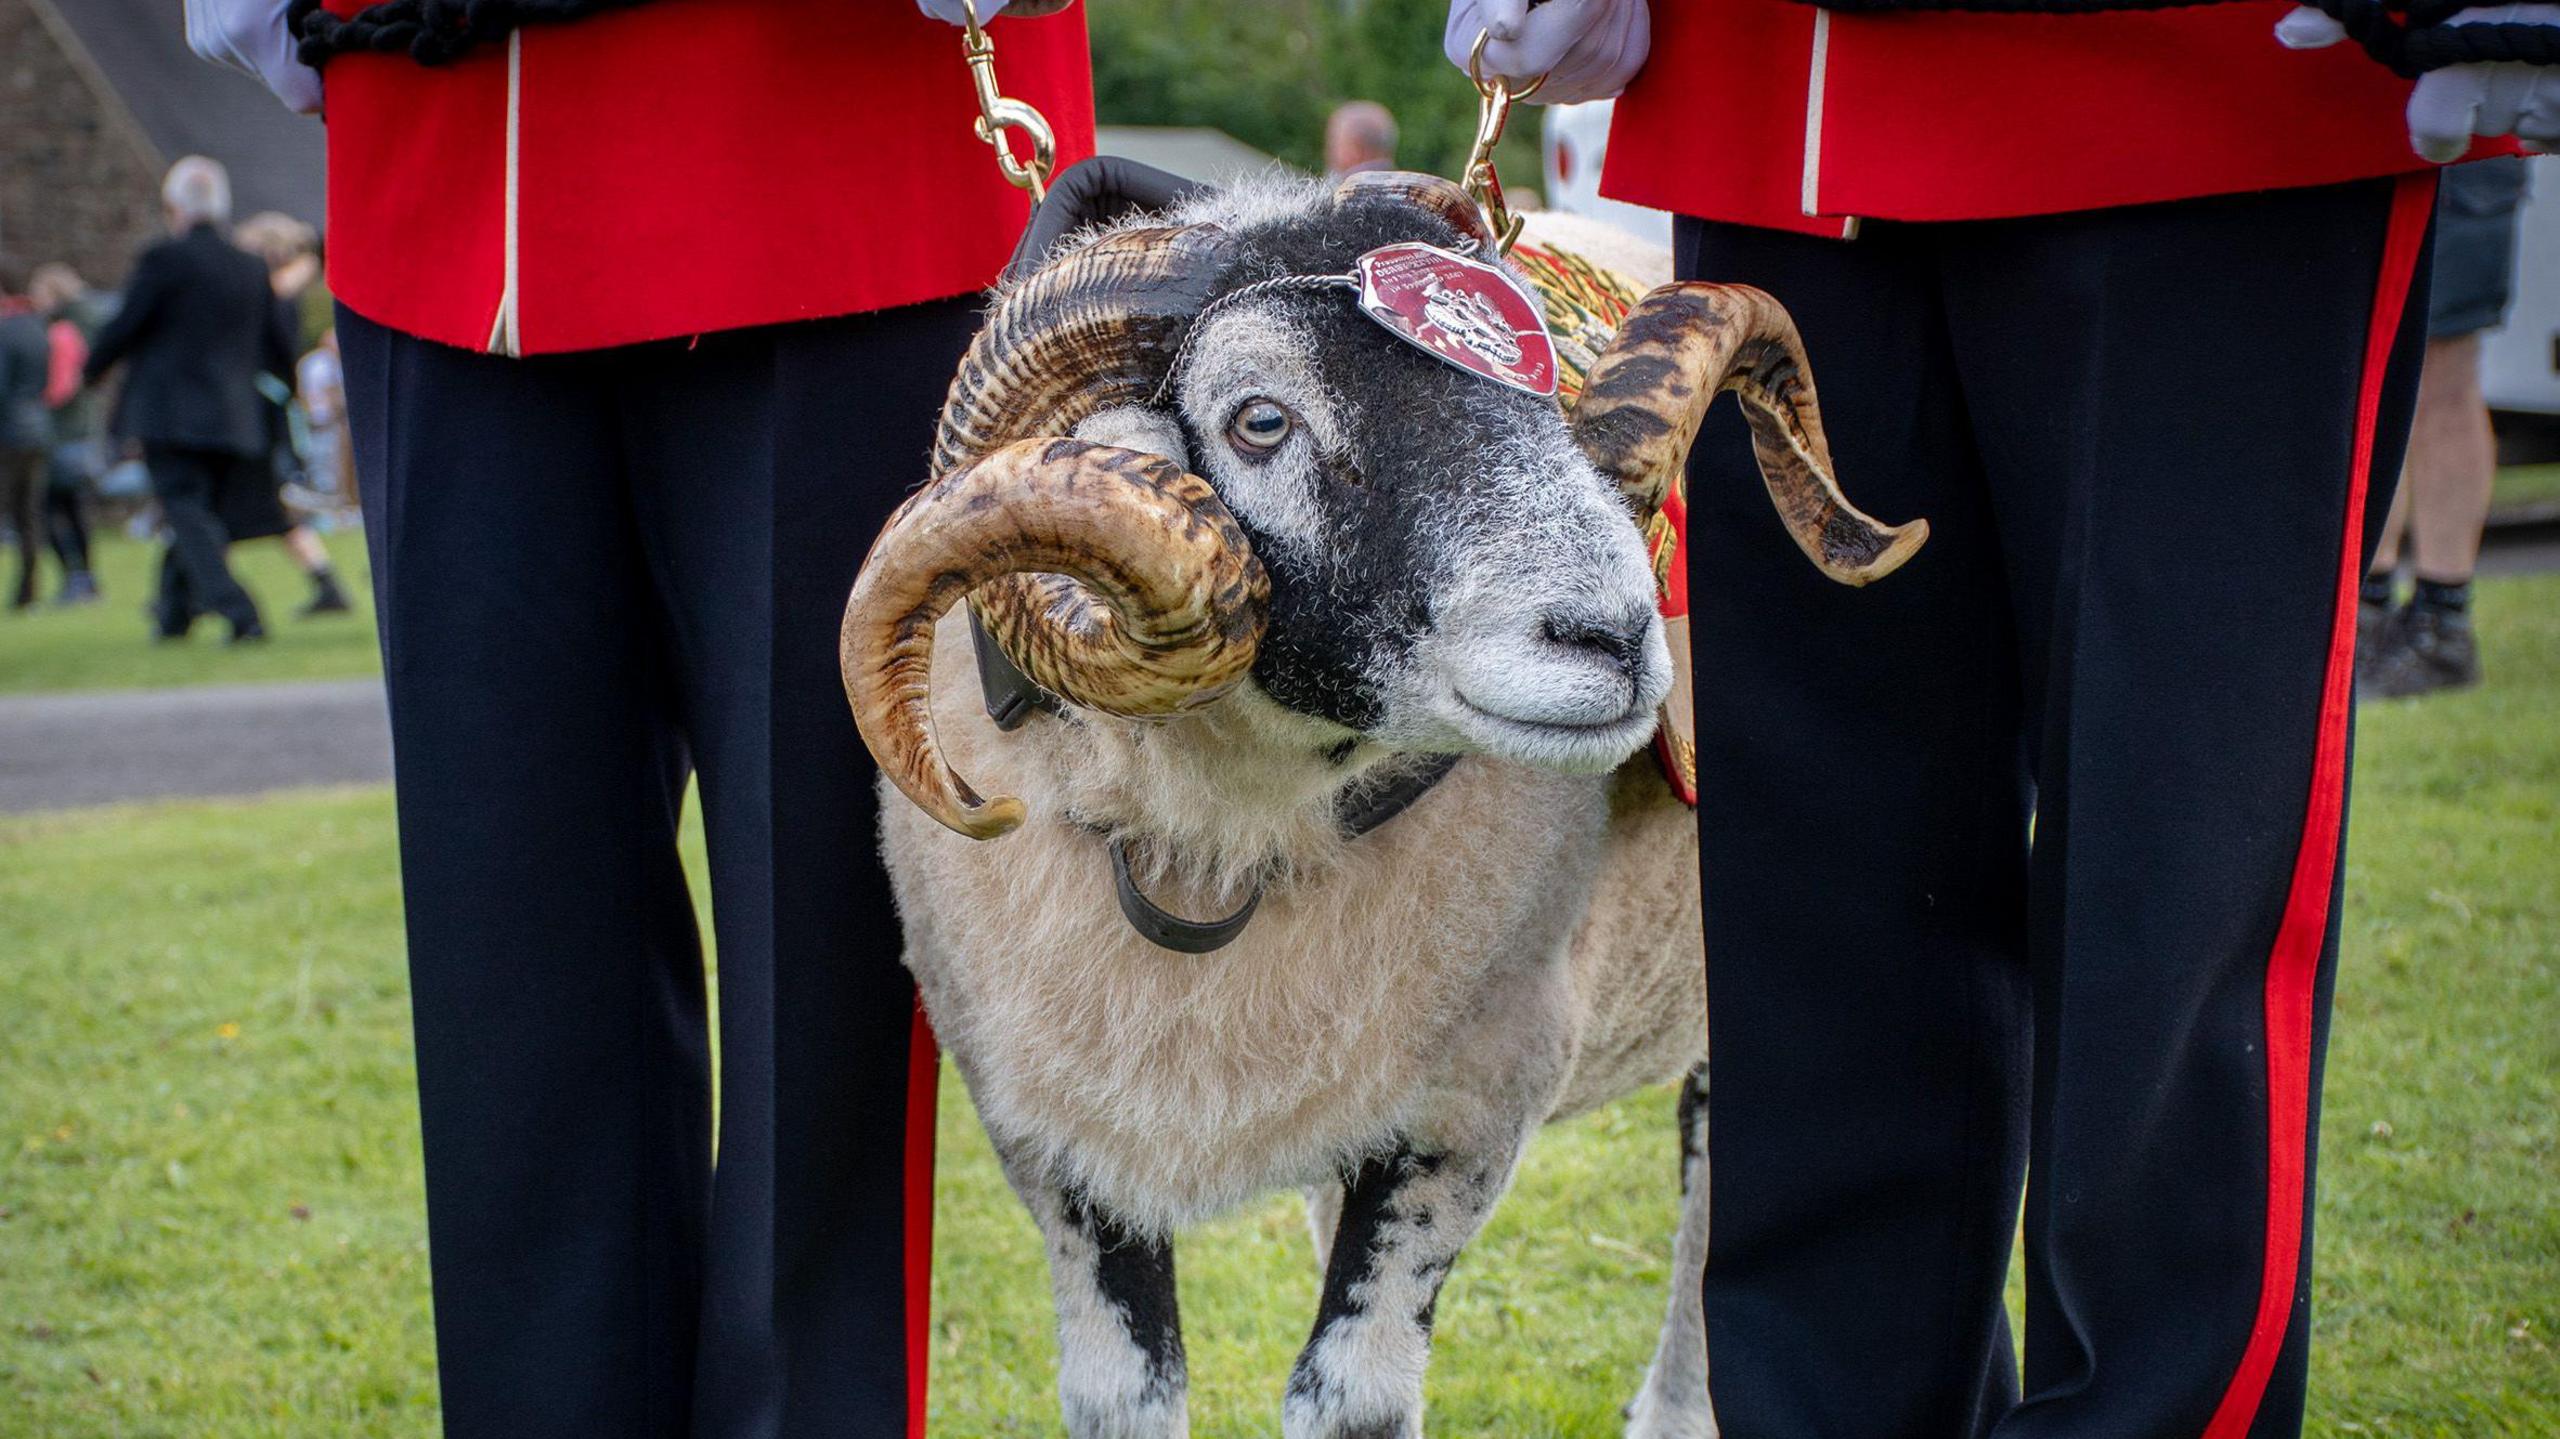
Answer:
1086 0 1544 194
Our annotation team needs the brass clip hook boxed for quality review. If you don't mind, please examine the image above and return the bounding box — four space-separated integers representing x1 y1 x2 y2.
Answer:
1463 29 1546 256
961 0 1057 206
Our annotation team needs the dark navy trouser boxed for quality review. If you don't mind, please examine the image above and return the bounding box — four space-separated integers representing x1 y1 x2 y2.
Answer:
1680 175 2434 1439
341 298 979 1439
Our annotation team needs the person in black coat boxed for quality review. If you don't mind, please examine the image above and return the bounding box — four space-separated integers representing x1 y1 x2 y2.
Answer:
84 156 296 642
0 256 52 611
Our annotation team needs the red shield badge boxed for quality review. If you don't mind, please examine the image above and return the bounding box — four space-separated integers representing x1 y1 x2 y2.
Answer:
1353 243 1559 399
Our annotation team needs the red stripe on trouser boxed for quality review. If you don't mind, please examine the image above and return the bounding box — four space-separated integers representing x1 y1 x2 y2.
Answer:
2199 170 2435 1439
905 999 941 1439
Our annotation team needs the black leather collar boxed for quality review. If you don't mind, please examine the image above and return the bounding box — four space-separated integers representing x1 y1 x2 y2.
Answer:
1107 753 1459 955
972 614 1457 954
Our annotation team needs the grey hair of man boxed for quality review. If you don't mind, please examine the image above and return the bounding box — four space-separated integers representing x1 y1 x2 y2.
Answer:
162 155 233 231
1322 101 1398 175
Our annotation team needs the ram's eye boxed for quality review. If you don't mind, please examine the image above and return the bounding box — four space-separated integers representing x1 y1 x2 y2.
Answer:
1227 399 1294 456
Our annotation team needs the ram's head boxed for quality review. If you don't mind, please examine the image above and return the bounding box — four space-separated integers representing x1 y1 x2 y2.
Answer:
844 172 1925 839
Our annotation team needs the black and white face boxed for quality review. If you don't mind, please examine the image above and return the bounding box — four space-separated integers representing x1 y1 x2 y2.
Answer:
1080 277 1670 775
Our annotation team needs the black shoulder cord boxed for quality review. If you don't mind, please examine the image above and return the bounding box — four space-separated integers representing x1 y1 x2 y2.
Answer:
2283 0 2557 76
1790 0 2557 75
288 0 658 67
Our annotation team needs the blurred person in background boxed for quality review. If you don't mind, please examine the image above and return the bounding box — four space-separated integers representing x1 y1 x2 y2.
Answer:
2359 157 2532 700
1324 99 1399 176
31 263 108 605
1 256 52 610
193 0 1094 1434
1450 0 2556 1436
230 210 353 618
296 326 353 514
82 155 295 644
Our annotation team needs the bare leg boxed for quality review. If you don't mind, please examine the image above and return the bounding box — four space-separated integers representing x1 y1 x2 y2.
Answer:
996 1143 1190 1439
282 523 331 573
1627 1065 1713 1439
2368 475 2411 578
2404 334 2496 585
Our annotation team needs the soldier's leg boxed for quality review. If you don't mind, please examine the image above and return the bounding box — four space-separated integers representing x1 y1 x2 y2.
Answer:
1938 175 2434 1439
1680 216 2033 1439
340 309 711 1439
612 299 983 1438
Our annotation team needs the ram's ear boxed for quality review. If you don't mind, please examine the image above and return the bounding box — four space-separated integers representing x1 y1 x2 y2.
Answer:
1072 404 1195 472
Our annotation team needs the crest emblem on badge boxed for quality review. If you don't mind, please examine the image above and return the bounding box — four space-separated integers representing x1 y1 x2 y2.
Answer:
1353 243 1559 398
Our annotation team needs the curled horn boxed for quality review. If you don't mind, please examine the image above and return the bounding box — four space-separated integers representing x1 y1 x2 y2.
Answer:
1574 284 1926 585
934 223 1232 478
1332 169 1499 251
920 220 1248 768
843 439 1269 840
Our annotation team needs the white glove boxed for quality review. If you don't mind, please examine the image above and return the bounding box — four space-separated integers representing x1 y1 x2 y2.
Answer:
184 0 322 115
1443 0 1651 105
914 0 1023 22
2278 4 2560 160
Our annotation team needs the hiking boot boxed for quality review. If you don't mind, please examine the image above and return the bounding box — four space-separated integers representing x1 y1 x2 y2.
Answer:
2359 605 2480 701
298 569 353 618
2355 596 2395 674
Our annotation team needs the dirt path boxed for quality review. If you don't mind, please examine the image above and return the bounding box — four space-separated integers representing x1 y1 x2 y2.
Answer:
0 679 390 814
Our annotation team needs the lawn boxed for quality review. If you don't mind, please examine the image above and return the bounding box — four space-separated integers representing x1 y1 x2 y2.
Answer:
3 578 2555 1437
0 531 378 697
2491 461 2560 515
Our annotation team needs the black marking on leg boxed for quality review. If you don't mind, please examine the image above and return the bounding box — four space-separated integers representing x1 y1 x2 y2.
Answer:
1676 1064 1706 1192
1290 1142 1457 1399
1061 1188 1186 1399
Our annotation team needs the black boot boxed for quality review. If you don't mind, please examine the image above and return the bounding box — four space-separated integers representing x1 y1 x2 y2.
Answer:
2354 572 2396 676
2361 603 2481 700
299 566 353 617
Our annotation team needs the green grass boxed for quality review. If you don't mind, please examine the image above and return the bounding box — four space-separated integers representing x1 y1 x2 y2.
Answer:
4 579 2555 1436
0 531 379 696
2491 462 2560 513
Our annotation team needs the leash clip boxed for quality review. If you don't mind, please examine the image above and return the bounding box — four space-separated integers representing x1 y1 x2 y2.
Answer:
960 0 1057 206
1463 28 1546 257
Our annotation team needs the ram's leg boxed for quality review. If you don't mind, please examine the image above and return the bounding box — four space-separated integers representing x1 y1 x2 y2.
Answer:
1627 1064 1713 1439
997 1147 1190 1439
1281 1132 1528 1439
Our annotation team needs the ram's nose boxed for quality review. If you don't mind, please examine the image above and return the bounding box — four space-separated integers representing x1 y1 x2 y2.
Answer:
1540 606 1655 682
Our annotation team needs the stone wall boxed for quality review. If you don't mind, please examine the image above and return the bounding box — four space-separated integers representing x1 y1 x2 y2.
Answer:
0 0 163 288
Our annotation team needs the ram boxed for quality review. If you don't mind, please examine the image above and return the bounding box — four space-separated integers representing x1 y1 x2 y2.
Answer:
841 171 1924 1439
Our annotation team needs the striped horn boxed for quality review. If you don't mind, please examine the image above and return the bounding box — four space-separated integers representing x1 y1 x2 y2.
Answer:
1573 283 1927 586
1331 169 1498 251
928 222 1247 723
843 439 1269 840
933 223 1233 478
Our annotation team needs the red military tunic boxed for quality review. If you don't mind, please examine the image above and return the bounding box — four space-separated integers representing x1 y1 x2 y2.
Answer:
1603 0 2486 235
318 0 1097 355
